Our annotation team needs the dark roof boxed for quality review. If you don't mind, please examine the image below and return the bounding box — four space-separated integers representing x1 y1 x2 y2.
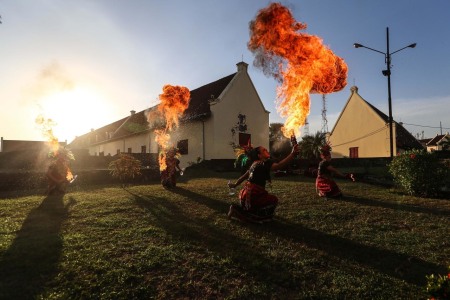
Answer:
182 73 236 121
363 99 423 150
69 72 237 147
426 134 446 146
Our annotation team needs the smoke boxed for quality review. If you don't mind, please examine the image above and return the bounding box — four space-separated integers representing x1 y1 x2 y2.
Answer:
24 61 75 104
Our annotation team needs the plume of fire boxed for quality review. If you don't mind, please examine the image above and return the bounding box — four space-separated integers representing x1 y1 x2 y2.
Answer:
35 114 74 181
248 3 348 138
35 114 60 154
148 85 190 171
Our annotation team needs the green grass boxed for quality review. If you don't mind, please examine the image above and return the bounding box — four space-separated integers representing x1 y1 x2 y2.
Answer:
0 169 449 299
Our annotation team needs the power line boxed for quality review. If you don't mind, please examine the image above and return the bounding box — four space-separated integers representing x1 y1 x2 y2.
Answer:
401 122 450 130
332 125 387 147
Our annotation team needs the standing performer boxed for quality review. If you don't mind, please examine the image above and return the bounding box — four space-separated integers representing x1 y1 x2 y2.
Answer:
46 148 74 195
160 147 182 189
316 143 355 198
227 143 299 222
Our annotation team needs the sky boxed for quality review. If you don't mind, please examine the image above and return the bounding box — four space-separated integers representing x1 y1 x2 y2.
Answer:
1 0 449 145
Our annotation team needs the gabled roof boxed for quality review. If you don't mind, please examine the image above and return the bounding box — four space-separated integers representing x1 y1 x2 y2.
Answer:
426 134 448 146
69 71 237 147
331 86 423 150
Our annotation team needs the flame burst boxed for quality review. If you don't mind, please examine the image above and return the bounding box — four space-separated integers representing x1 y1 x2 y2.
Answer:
248 3 348 137
149 85 190 171
35 114 74 181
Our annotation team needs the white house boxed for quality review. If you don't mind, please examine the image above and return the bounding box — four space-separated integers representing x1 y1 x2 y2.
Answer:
69 62 270 167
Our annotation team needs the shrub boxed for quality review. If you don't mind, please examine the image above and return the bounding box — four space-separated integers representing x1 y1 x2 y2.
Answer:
108 154 142 186
425 266 450 300
388 149 448 197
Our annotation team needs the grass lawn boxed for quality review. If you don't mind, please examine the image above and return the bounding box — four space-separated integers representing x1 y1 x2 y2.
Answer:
0 168 449 299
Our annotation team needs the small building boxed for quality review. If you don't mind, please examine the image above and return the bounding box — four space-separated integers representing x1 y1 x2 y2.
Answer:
69 62 270 167
328 86 423 158
426 133 450 152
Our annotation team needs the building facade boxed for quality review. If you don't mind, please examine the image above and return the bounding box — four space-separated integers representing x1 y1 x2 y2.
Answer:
69 62 270 167
329 86 422 158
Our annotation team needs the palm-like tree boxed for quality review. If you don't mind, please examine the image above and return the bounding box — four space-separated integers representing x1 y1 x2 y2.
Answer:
299 131 327 160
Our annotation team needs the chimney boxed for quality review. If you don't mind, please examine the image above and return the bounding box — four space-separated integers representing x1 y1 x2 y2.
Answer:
236 61 248 73
130 110 136 115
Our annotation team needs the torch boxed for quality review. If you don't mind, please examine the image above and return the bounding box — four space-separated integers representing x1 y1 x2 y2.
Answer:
290 131 300 158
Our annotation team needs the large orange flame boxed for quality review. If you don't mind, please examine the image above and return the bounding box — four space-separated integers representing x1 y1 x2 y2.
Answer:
148 85 190 171
248 3 348 137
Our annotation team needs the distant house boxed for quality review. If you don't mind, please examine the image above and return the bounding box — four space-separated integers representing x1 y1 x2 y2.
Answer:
426 133 450 152
69 62 270 167
328 86 423 158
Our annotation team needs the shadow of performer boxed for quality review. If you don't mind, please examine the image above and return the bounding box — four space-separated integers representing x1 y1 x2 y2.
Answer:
0 194 75 299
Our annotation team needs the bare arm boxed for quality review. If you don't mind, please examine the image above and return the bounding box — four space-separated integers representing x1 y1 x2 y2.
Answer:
327 165 355 181
271 144 299 171
228 170 250 188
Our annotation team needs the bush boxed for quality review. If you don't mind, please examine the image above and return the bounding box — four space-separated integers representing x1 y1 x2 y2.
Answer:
108 154 142 186
388 149 448 197
425 266 450 300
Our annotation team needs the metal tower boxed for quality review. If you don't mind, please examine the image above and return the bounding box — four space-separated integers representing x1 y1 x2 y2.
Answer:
303 117 310 137
321 94 328 133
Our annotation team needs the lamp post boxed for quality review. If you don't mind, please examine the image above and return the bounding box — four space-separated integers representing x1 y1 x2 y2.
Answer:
354 27 416 158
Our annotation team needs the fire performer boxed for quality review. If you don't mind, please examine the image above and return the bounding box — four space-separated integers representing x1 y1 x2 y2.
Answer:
227 143 299 223
46 148 75 195
160 147 182 189
316 143 355 198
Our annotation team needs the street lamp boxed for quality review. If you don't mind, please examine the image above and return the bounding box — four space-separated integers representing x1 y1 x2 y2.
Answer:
354 27 416 158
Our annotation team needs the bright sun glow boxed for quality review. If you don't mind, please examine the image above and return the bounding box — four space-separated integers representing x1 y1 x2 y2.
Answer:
38 87 114 143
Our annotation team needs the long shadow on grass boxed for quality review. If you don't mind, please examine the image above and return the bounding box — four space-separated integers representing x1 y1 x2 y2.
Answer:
0 194 75 299
127 190 307 290
169 186 227 212
252 216 446 286
341 195 450 217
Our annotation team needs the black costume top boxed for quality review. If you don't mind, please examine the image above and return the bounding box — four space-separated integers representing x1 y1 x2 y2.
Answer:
318 160 332 178
248 159 273 188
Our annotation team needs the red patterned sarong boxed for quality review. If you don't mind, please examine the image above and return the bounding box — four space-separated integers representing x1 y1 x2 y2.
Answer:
316 176 342 198
239 181 278 212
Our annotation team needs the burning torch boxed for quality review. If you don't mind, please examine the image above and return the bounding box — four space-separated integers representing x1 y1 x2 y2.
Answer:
290 131 300 157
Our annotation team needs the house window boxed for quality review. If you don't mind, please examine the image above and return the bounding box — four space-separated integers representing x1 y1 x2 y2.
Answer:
239 133 251 147
177 139 188 155
128 148 132 154
349 147 359 158
116 149 120 155
141 146 146 153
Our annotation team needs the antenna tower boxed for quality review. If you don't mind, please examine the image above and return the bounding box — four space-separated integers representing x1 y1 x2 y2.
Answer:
321 94 328 133
303 118 310 137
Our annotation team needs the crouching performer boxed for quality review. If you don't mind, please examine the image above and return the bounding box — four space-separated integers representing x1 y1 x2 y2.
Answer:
316 143 355 198
227 143 299 223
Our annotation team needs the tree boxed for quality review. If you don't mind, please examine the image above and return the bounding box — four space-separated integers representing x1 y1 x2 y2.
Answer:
299 131 327 160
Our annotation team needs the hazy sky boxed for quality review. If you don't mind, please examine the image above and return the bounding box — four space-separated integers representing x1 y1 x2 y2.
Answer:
1 0 449 144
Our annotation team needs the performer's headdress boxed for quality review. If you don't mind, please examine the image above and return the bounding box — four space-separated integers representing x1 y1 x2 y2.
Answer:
319 142 332 157
233 140 259 169
48 147 75 161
